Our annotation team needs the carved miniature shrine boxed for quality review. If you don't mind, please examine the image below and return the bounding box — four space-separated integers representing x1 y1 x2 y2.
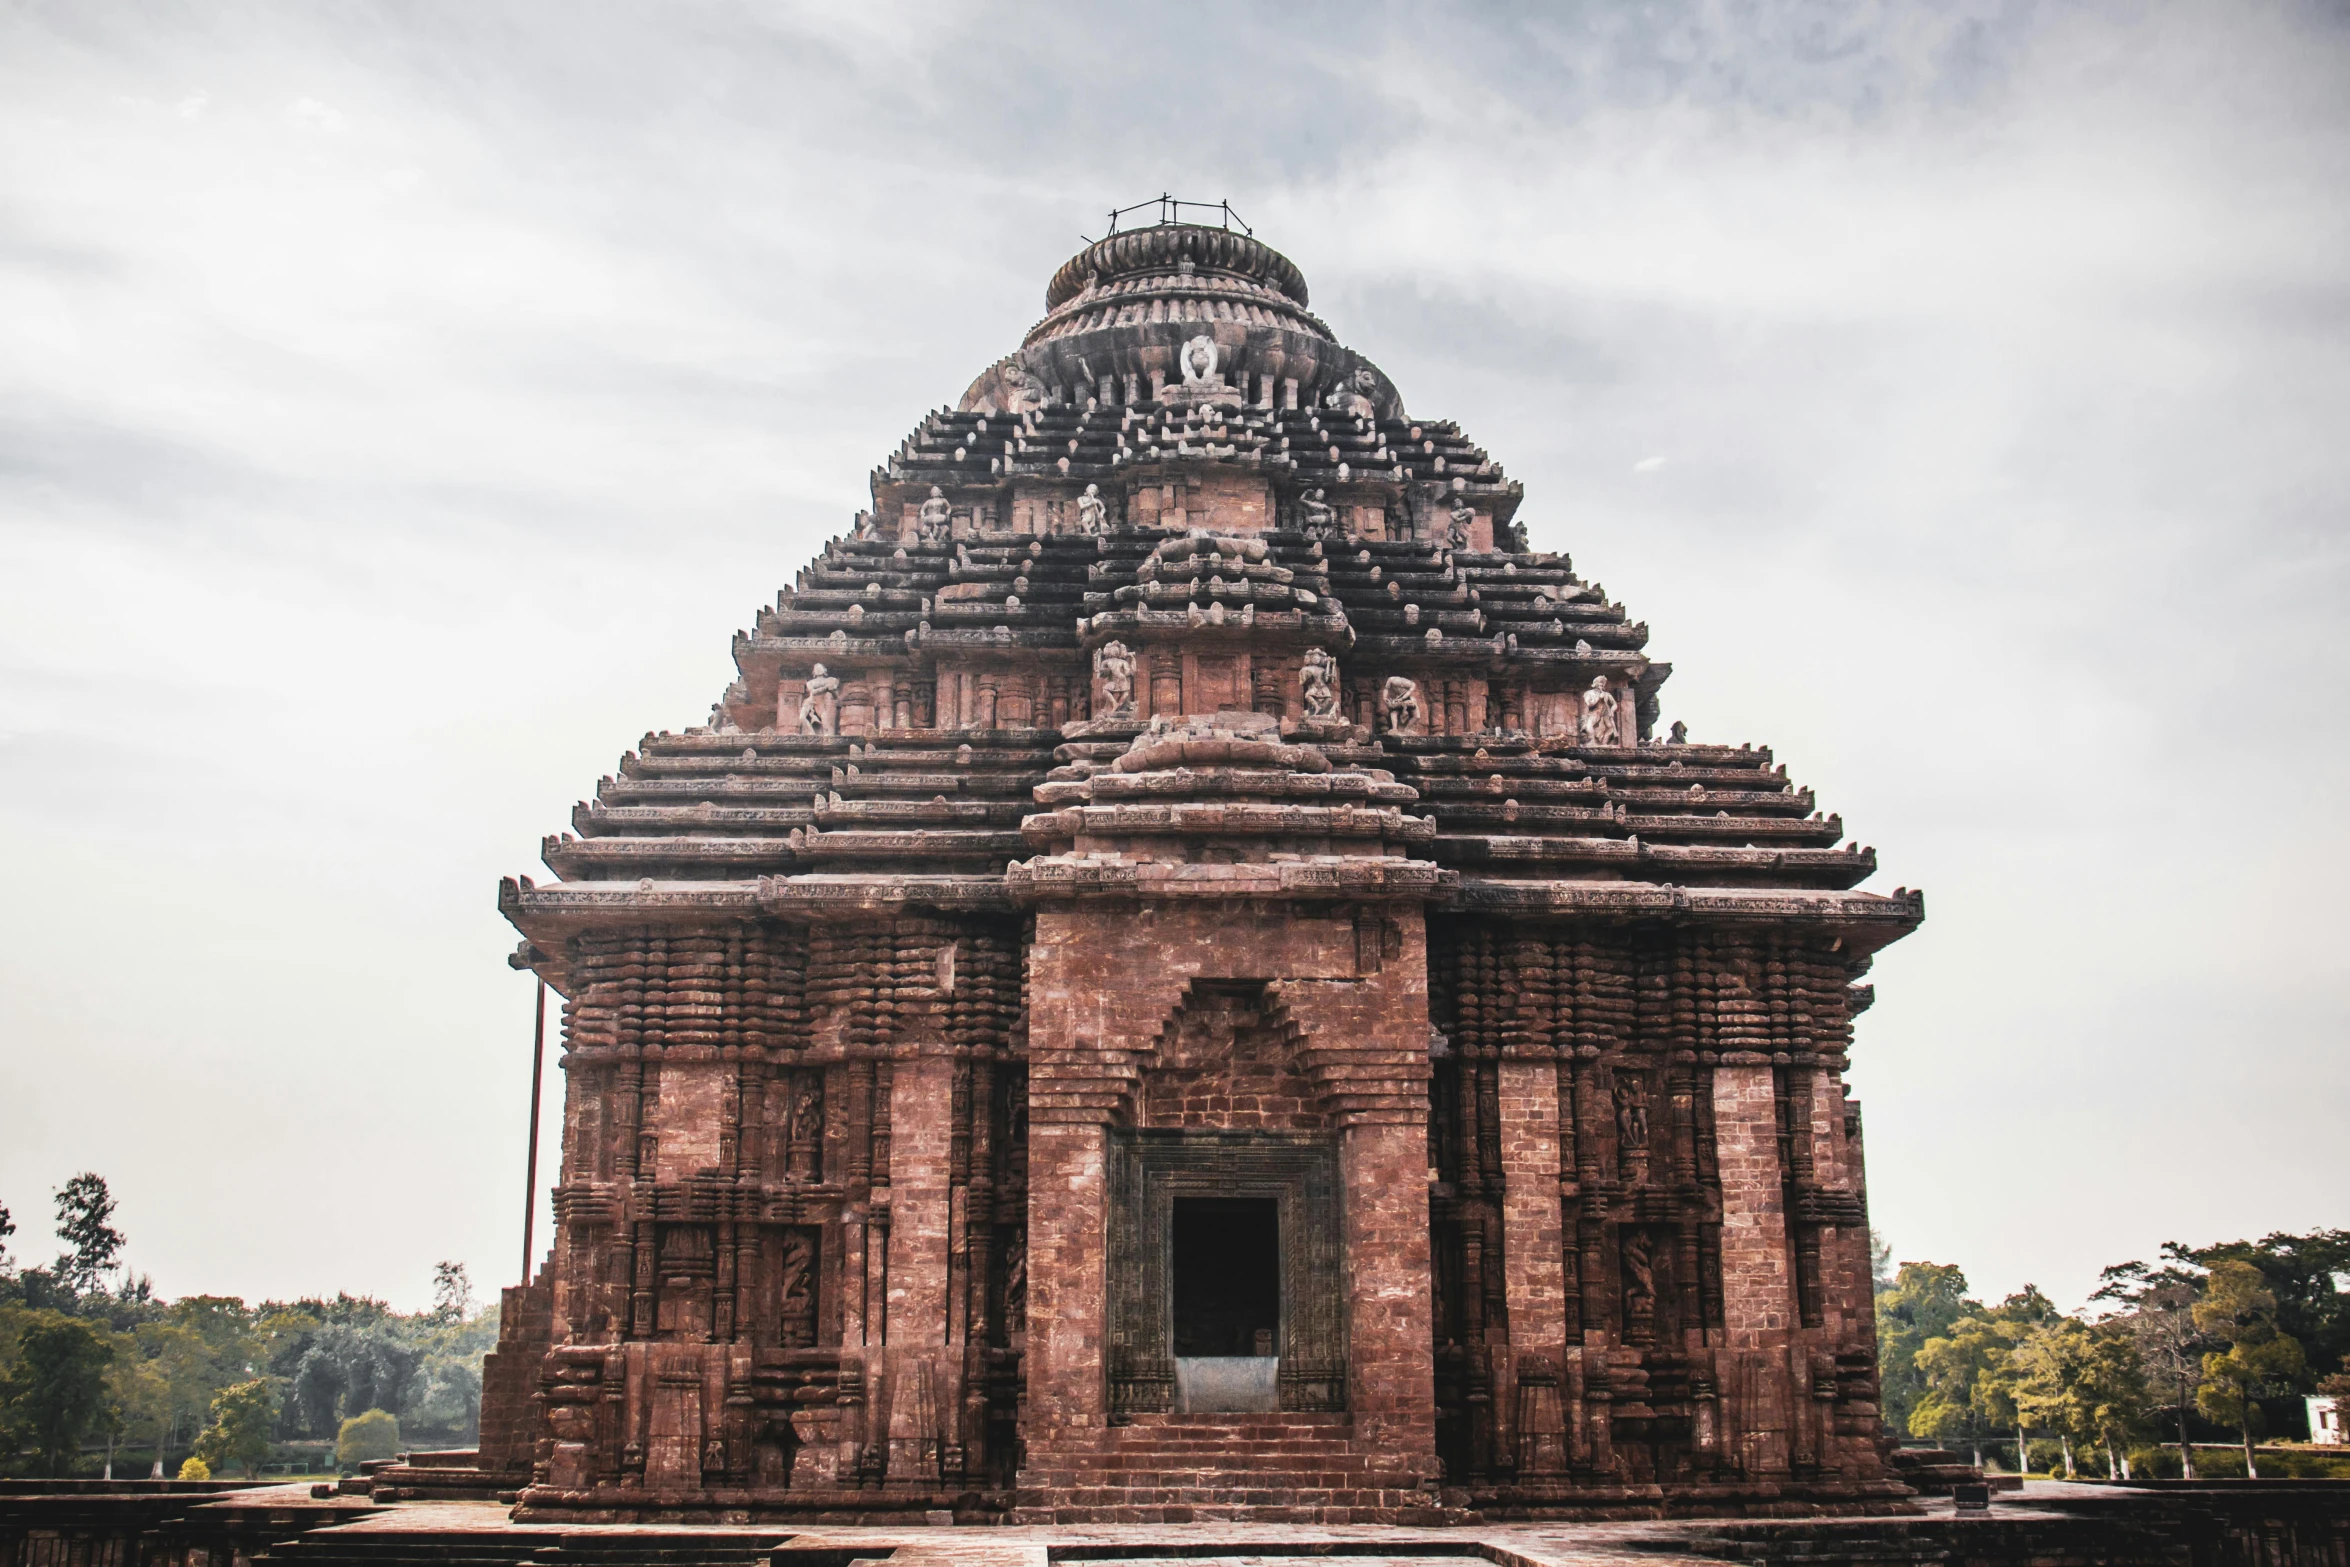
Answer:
480 219 1923 1524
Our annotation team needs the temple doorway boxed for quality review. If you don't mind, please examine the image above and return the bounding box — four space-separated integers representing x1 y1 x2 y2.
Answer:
1172 1197 1279 1356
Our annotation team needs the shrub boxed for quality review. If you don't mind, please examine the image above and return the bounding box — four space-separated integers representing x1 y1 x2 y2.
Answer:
336 1407 402 1471
176 1456 211 1481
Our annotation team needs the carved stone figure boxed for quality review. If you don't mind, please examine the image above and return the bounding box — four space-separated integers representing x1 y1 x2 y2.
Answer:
798 664 840 735
1298 487 1336 537
1578 675 1620 747
1622 1230 1657 1319
1300 647 1341 720
1003 1233 1027 1330
787 1078 823 1180
1616 1080 1654 1165
916 486 952 547
1180 334 1219 386
999 357 1047 412
1449 497 1476 549
1076 482 1107 534
1094 639 1136 718
779 1230 817 1349
1382 675 1420 734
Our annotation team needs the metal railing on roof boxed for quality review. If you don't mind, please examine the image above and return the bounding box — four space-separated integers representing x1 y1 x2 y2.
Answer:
1087 196 1252 242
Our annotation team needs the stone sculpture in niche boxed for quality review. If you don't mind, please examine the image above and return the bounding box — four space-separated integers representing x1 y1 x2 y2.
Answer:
916 486 953 547
1300 647 1341 720
1622 1230 1658 1341
1382 675 1421 734
1578 674 1620 747
1614 1078 1650 1181
779 1231 817 1349
1094 639 1136 718
1298 487 1336 537
798 664 840 735
1076 482 1107 534
1003 1233 1027 1330
1449 497 1476 549
1180 334 1219 386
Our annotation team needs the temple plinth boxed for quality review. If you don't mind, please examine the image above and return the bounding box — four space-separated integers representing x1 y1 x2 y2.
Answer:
482 219 1922 1524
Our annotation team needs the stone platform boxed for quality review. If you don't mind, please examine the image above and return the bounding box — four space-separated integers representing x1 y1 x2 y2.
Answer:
9 1481 2350 1567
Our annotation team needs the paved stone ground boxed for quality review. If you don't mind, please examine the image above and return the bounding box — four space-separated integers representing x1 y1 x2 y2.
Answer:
213 1487 2120 1567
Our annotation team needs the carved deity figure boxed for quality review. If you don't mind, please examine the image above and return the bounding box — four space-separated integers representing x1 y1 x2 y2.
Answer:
798 663 840 735
1667 719 1687 745
916 486 952 547
1180 333 1219 386
1449 496 1477 549
1300 646 1341 720
1578 674 1620 747
787 1079 823 1179
998 357 1047 413
779 1231 817 1348
1614 1078 1651 1183
1002 1234 1027 1330
1382 675 1421 734
1621 1230 1657 1324
1094 639 1136 718
1297 487 1336 537
1075 482 1107 534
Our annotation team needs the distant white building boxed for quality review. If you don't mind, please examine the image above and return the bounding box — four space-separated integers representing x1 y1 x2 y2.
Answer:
2310 1395 2343 1445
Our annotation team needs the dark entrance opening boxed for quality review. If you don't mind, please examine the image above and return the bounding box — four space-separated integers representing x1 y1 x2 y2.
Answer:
1171 1197 1279 1356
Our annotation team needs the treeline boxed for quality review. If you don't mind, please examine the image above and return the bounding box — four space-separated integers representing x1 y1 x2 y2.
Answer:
1877 1228 2350 1479
0 1175 497 1478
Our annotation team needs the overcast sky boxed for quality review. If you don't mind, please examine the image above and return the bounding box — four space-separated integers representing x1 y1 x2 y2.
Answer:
2 2 2344 1315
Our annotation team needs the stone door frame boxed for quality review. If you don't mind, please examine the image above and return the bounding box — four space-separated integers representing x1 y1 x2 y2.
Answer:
1104 1128 1346 1418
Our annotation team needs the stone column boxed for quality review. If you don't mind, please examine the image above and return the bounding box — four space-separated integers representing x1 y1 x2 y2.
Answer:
1024 1120 1107 1438
883 1053 954 1478
1497 1057 1567 1455
1713 1062 1793 1474
1341 1113 1437 1472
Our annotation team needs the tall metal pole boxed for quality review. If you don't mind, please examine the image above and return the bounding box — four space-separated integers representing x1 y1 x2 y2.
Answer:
520 977 547 1285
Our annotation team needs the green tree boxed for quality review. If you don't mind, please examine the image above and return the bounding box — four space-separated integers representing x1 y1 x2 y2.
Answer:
430 1262 473 1325
336 1407 401 1471
2010 1317 2149 1478
2094 1257 2207 1478
2187 1231 2350 1397
191 1378 275 1479
0 1198 15 1270
51 1175 124 1298
1877 1261 1976 1441
1 1312 118 1474
2194 1259 2305 1478
1912 1286 2058 1472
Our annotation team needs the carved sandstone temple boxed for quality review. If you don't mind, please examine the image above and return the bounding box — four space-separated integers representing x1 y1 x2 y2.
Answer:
480 221 1923 1524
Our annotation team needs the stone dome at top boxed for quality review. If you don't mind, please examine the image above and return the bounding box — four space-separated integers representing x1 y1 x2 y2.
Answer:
960 223 1401 421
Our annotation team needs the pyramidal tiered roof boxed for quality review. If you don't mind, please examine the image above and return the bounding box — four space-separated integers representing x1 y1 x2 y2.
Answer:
502 222 1917 971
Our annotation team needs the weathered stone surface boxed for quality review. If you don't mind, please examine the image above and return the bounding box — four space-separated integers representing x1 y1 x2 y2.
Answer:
490 221 1923 1525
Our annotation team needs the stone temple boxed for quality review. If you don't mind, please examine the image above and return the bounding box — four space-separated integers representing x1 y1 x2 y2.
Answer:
476 220 1924 1525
